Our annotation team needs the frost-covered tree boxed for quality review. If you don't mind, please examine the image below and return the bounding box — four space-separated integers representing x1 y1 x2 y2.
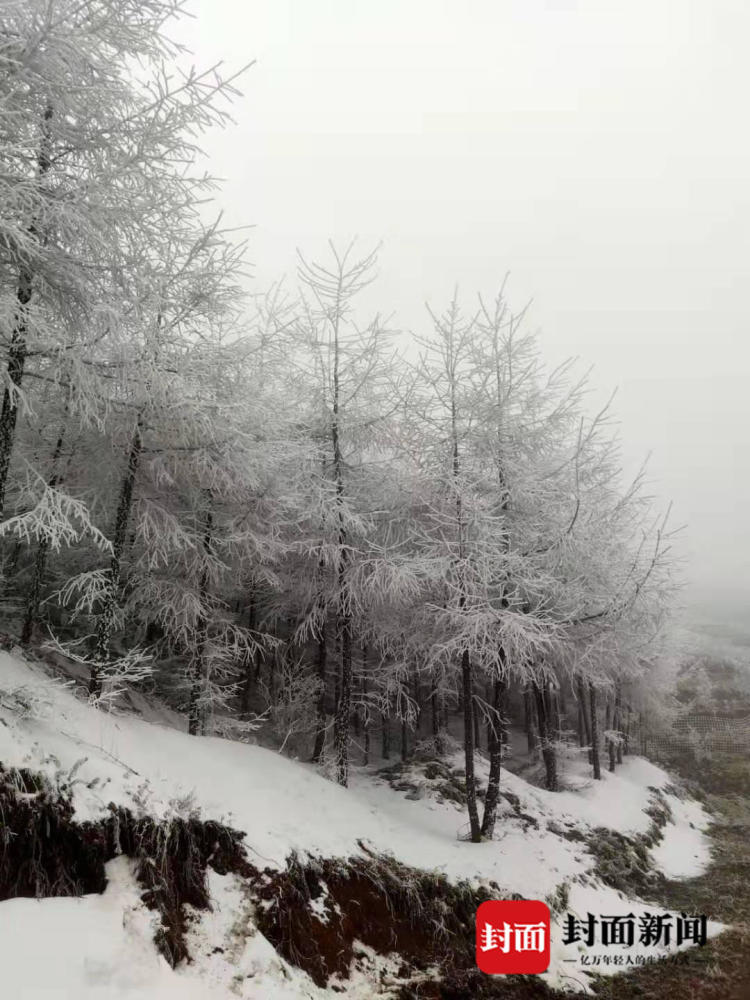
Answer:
399 294 560 840
276 243 403 786
0 0 244 601
0 0 256 698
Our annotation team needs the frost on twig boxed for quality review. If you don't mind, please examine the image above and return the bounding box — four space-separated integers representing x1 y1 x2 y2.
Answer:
0 470 111 554
41 632 153 709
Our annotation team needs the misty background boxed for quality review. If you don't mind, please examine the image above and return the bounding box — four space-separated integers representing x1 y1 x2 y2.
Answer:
174 0 749 635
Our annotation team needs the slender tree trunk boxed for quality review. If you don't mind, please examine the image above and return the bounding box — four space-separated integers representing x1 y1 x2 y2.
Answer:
362 675 370 765
525 686 539 758
5 540 23 579
615 686 623 765
431 674 446 754
533 680 558 791
473 691 482 752
558 685 567 733
0 105 53 522
328 283 355 787
334 637 341 712
401 715 409 762
21 539 49 646
550 687 558 740
605 699 615 772
577 678 593 763
553 688 563 740
0 318 31 521
352 677 362 738
353 644 368 750
91 416 143 697
382 707 390 760
240 589 257 716
268 648 278 704
311 624 328 763
188 498 213 735
462 648 482 841
481 675 506 838
333 614 353 785
589 682 602 779
577 700 585 747
21 416 68 645
445 329 481 842
483 303 513 837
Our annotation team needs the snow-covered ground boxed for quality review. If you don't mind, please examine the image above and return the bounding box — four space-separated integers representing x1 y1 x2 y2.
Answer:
649 792 713 880
0 650 725 997
0 859 224 1000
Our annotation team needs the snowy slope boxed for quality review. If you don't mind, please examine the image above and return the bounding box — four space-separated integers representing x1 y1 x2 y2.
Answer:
0 859 224 1000
0 649 724 997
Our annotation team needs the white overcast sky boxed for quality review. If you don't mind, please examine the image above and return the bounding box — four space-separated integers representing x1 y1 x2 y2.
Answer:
177 0 750 622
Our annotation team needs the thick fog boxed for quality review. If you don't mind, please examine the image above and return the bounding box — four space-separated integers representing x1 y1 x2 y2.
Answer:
177 0 750 625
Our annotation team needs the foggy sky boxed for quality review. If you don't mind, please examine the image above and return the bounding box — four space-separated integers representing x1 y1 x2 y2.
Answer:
177 0 750 622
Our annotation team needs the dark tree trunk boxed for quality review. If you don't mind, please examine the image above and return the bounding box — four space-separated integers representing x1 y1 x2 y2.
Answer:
240 590 258 716
188 499 213 736
473 686 482 752
382 708 390 760
553 688 563 740
431 686 440 740
545 684 557 737
557 685 567 733
462 648 482 841
5 540 23 578
21 417 68 645
589 682 602 779
481 675 506 838
362 677 370 765
352 677 361 738
268 648 278 704
524 686 539 758
448 359 480 842
615 686 623 765
329 290 353 787
334 637 341 712
333 614 353 786
533 681 558 791
0 312 31 521
0 105 53 522
311 624 327 763
431 675 446 754
21 537 49 646
577 699 585 747
577 678 593 763
91 417 143 697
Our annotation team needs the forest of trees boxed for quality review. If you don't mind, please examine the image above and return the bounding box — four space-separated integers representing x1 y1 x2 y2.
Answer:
0 0 676 842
